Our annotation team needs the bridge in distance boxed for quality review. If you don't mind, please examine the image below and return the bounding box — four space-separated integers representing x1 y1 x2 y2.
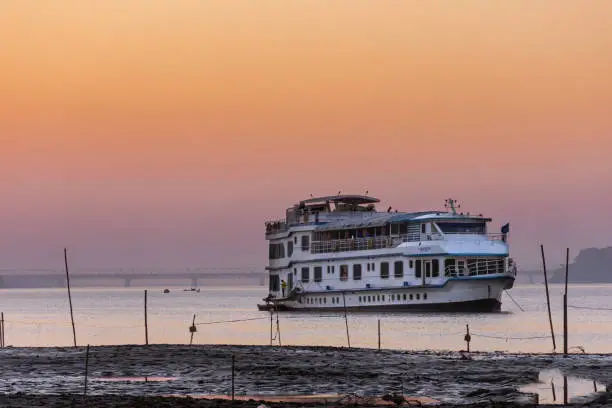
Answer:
0 268 267 288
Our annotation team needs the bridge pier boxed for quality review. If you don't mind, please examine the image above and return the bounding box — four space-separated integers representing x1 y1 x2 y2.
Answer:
190 278 198 288
124 278 132 288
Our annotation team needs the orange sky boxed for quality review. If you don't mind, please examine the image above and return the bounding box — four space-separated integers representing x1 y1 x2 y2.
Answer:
1 1 611 269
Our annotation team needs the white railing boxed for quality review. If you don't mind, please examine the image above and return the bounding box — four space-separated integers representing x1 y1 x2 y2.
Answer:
444 232 506 242
310 233 444 254
265 219 288 234
444 258 507 277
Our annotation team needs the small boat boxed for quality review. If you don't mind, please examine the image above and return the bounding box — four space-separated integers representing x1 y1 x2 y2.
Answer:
183 288 200 293
163 289 170 294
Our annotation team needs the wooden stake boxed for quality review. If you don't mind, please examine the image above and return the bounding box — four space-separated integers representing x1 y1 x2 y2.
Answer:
564 248 569 357
84 344 90 398
563 375 568 405
342 292 351 349
144 290 149 345
275 309 282 347
377 319 381 351
269 309 273 346
231 354 235 401
1 312 4 348
465 324 471 352
64 248 77 347
540 245 556 351
189 314 197 346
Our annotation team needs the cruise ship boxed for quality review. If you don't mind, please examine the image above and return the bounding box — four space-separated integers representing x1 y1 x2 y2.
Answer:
259 195 516 312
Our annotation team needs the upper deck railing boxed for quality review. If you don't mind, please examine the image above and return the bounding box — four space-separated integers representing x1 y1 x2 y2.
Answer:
310 232 505 254
265 219 289 234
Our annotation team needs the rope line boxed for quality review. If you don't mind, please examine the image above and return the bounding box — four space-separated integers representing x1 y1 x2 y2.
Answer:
471 331 550 340
195 317 268 326
568 305 612 311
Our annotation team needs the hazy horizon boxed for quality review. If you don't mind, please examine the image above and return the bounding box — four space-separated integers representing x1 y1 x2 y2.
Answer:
1 1 611 271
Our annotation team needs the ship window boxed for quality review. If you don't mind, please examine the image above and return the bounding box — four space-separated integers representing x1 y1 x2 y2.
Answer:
324 297 327 304
394 261 404 278
467 258 478 275
380 262 389 279
403 294 407 301
358 296 362 302
340 265 349 281
377 295 380 301
367 263 370 272
327 265 330 274
301 235 310 250
294 236 297 244
410 294 413 300
409 260 414 268
353 264 362 280
269 275 280 292
314 266 322 282
421 224 426 234
416 294 420 300
368 296 371 302
432 259 440 277
268 243 285 259
382 295 385 301
415 260 422 278
444 259 456 276
331 266 335 274
301 267 310 283
437 222 486 234
287 241 293 257
391 294 395 301
371 263 375 271
424 293 427 300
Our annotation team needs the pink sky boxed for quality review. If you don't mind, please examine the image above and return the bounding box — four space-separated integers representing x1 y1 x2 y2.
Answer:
1 1 611 270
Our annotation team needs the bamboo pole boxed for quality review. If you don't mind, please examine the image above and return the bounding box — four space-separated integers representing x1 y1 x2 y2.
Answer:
377 319 381 351
64 248 77 347
563 248 569 357
540 245 556 351
342 292 351 349
84 344 90 398
144 290 149 345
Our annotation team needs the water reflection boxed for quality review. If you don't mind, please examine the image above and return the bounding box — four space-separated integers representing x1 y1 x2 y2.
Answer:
519 369 605 405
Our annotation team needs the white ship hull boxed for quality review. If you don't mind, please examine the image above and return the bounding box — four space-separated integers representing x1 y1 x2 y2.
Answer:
259 275 513 312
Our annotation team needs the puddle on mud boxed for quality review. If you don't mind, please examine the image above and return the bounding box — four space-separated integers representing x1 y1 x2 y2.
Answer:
519 369 605 405
95 376 176 382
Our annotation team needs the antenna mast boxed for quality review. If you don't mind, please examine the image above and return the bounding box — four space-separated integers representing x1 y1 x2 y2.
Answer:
444 198 460 215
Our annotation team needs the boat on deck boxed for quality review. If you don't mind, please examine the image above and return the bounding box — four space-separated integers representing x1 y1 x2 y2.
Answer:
258 195 516 312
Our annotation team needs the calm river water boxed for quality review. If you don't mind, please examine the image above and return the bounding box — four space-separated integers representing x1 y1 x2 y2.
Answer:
0 284 610 353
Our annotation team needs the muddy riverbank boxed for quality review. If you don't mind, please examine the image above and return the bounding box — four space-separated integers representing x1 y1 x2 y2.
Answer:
1 344 612 406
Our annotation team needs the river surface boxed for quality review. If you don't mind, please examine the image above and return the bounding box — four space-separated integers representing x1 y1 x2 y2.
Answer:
0 284 610 353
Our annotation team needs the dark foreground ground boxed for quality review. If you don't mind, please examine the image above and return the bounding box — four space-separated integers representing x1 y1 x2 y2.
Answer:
1 344 612 407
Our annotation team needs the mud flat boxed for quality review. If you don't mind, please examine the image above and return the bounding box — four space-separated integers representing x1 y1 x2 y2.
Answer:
1 344 612 406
